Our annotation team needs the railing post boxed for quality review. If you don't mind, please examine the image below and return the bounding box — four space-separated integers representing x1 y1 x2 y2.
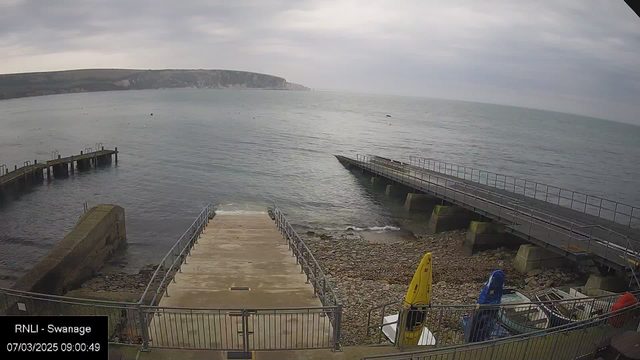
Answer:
139 306 150 351
242 309 250 353
323 278 327 303
598 198 603 217
488 342 496 360
333 304 342 351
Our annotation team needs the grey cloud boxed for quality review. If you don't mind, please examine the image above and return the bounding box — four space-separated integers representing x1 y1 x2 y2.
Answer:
0 0 639 124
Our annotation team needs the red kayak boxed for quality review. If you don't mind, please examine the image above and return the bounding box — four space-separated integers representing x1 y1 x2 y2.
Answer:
609 292 637 328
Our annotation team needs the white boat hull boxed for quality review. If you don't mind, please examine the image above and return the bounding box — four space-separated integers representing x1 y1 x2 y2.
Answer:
381 314 436 346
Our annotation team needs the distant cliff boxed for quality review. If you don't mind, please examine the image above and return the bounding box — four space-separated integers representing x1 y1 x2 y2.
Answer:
0 69 310 100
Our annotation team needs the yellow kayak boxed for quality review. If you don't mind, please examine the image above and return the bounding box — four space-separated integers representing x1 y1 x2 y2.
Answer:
399 252 432 346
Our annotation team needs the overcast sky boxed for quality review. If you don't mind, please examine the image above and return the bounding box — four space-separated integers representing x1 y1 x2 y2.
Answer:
1 1 639 124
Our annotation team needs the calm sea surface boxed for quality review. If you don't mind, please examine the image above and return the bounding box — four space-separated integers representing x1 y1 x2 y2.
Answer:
1 89 639 284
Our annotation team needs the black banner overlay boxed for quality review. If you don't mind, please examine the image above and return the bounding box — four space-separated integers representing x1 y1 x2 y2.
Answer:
1 316 108 360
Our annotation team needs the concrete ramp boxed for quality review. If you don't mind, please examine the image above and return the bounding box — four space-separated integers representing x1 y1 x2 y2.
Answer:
148 212 333 350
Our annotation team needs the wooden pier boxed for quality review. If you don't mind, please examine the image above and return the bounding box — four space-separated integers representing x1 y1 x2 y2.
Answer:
0 147 118 202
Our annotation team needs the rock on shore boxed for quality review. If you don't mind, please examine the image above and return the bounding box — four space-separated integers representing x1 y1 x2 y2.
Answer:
304 229 587 345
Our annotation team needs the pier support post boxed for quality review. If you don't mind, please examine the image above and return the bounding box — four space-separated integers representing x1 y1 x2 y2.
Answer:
584 274 627 293
386 184 410 198
77 159 91 171
370 176 391 186
115 147 118 164
513 245 570 273
52 164 69 178
463 221 525 255
426 205 478 234
404 193 439 212
97 155 110 166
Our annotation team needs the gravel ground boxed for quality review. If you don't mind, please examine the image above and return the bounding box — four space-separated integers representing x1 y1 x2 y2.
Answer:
304 229 588 346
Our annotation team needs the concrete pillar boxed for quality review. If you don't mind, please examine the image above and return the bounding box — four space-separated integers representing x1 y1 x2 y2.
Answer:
385 184 411 198
52 164 69 177
427 205 477 234
370 176 391 186
77 159 91 171
463 221 525 255
404 193 439 212
96 154 111 166
513 244 570 273
584 274 627 293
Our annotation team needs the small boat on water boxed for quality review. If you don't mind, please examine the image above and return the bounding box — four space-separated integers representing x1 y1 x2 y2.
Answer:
534 288 615 327
498 289 549 333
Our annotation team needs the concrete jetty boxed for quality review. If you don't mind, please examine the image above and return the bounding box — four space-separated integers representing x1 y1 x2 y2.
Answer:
0 147 117 202
147 212 332 350
336 154 640 287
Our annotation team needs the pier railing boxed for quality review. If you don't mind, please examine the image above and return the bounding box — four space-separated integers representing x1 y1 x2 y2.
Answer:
408 155 640 228
139 203 214 306
363 302 640 360
353 155 640 272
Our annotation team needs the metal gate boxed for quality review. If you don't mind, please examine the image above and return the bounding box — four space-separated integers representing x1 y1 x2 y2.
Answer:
142 306 340 352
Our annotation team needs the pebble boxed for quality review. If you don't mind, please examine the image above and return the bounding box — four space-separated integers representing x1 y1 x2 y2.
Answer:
303 228 587 345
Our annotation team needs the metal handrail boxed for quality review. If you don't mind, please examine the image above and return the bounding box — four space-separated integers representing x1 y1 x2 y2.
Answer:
354 155 640 270
272 204 342 350
408 155 639 228
0 286 138 307
364 301 640 359
367 289 640 335
139 203 214 305
272 204 341 307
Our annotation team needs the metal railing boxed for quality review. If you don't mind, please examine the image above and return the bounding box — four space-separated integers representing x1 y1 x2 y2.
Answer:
0 287 144 345
140 203 214 306
272 204 343 351
364 302 640 360
0 286 340 351
140 305 339 350
273 204 341 308
352 155 640 272
408 155 640 228
366 290 637 350
0 203 342 353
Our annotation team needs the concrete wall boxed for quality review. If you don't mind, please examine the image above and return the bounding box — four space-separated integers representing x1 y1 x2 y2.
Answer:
12 204 126 295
